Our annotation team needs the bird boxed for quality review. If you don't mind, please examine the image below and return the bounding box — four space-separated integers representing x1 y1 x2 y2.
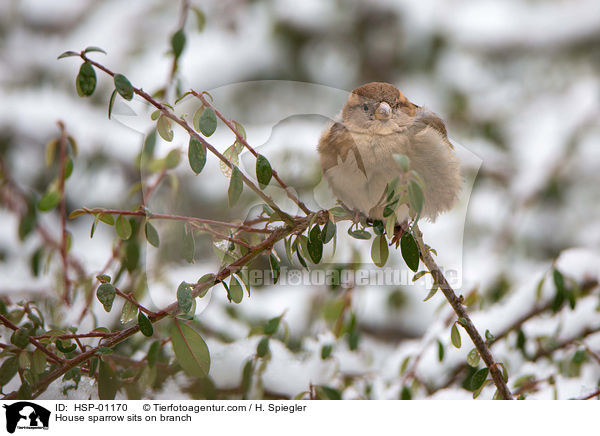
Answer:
318 82 461 239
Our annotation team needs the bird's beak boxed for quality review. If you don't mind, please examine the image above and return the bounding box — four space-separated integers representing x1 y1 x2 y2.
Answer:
374 102 392 121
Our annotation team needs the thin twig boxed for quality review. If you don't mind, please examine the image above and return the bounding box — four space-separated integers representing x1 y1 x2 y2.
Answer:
413 224 513 400
57 121 71 305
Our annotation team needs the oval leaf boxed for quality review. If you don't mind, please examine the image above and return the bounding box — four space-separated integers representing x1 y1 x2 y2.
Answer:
451 323 461 348
228 276 243 304
197 108 217 136
114 73 134 101
138 311 153 337
76 62 96 97
467 348 481 367
471 368 489 391
157 115 174 142
171 29 186 58
145 221 160 247
177 281 193 313
170 320 211 377
98 359 119 400
188 138 207 174
400 232 419 272
256 154 272 189
96 283 116 312
228 166 243 206
38 191 60 212
115 215 132 240
371 234 389 267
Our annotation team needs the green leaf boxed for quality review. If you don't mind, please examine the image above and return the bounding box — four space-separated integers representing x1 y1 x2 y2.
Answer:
370 235 389 267
394 154 410 172
170 320 211 377
317 386 341 400
147 341 160 367
197 108 217 136
11 328 30 349
228 166 243 206
400 386 412 400
0 357 18 385
32 349 47 374
38 190 60 211
256 337 269 358
96 283 116 312
228 276 243 304
329 206 348 217
115 215 132 240
307 226 323 263
241 359 253 395
177 282 193 313
467 348 480 367
372 220 385 235
423 283 438 301
84 46 107 54
413 271 429 282
108 89 117 119
57 50 79 59
451 323 461 348
171 29 186 58
98 359 119 400
321 219 336 244
157 115 174 142
471 368 489 391
120 300 137 324
263 316 281 335
165 149 180 169
138 311 153 337
76 62 96 97
145 221 160 247
188 138 207 174
183 228 195 263
269 253 280 284
485 329 495 343
256 154 272 189
408 179 424 217
321 344 333 360
114 73 134 101
400 232 419 272
98 214 114 226
192 7 206 32
437 339 445 362
220 144 239 177
348 228 371 240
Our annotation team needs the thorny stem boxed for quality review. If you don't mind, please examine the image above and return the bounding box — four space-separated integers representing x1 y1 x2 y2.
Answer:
413 224 513 400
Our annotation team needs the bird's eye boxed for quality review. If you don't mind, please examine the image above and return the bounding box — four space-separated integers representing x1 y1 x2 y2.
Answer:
363 104 369 111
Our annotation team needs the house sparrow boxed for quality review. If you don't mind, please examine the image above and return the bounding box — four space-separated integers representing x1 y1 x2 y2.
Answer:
318 82 461 228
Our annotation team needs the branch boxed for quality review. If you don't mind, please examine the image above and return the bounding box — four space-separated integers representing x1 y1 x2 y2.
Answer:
413 225 513 400
1 210 327 400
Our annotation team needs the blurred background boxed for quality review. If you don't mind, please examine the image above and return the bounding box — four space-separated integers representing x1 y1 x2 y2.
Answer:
0 0 599 399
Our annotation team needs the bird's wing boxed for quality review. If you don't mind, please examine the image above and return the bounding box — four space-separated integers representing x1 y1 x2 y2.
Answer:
318 122 367 176
413 108 454 149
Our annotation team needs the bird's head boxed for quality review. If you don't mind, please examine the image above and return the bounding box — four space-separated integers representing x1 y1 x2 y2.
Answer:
341 82 418 132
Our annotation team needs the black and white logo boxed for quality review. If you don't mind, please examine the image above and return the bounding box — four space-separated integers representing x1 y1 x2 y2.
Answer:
3 402 50 433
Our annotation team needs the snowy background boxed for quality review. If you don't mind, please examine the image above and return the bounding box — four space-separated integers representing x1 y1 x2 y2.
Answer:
0 0 599 400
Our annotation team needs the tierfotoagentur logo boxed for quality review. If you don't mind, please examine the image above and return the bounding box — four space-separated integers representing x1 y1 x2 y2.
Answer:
2 402 50 433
